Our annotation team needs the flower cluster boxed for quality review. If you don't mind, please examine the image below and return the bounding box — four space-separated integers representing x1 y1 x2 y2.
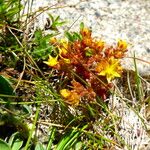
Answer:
44 25 128 106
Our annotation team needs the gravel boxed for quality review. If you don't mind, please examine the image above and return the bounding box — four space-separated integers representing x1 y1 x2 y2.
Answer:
26 0 150 75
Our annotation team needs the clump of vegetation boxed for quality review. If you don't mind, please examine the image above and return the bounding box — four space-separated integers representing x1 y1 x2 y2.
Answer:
44 24 128 105
0 0 149 149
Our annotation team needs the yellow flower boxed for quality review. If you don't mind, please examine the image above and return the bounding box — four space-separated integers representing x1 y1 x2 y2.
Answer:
96 40 105 50
67 92 80 106
62 57 71 64
117 39 128 50
60 89 71 98
43 55 58 67
96 58 122 82
50 37 57 44
57 39 71 64
60 89 80 105
49 37 70 63
81 27 91 37
59 39 68 55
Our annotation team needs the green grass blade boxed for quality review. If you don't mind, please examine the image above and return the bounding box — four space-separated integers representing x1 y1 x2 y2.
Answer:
56 125 87 150
46 127 56 150
133 53 144 101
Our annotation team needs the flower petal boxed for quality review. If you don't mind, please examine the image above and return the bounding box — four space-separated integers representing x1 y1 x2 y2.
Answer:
60 89 71 98
44 55 58 67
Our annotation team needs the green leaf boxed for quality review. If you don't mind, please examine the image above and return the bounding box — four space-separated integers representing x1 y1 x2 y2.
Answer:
0 139 11 150
65 31 73 42
46 127 56 150
11 138 23 150
52 21 66 27
56 125 87 150
8 132 24 150
33 30 53 59
22 105 31 115
74 141 82 150
85 49 93 57
35 142 45 150
80 22 84 30
8 132 18 147
133 53 144 101
55 16 60 22
65 31 82 42
34 30 42 43
72 32 82 41
0 75 15 100
48 13 54 22
47 14 66 30
6 7 20 17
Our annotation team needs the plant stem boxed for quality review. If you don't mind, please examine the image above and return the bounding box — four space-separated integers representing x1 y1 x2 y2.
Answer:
24 104 40 150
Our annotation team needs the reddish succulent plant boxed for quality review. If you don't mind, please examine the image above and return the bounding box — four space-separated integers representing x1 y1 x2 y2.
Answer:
44 25 128 106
